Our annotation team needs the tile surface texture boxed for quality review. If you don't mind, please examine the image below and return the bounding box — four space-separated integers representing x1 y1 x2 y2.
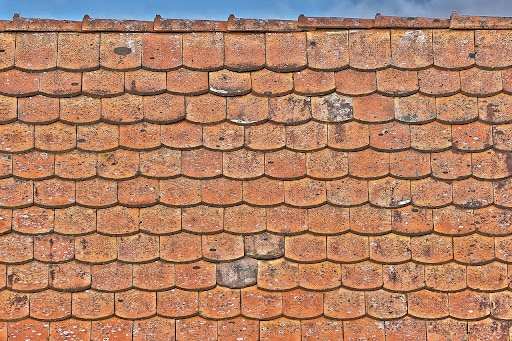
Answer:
1 11 512 340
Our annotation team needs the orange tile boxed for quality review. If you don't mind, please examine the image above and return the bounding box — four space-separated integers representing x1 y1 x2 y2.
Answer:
468 319 509 341
307 30 348 70
366 289 407 319
411 178 452 208
224 205 265 234
353 93 394 122
75 233 117 263
461 68 502 96
266 206 308 234
266 32 307 71
468 262 508 291
203 122 244 150
427 319 468 341
16 32 57 70
294 69 335 95
160 232 202 262
176 317 217 341
433 29 474 68
202 233 244 262
175 261 216 290
18 95 59 123
377 68 418 95
241 286 282 319
472 150 512 180
139 205 180 234
342 261 382 290
216 257 258 289
494 124 512 151
350 205 392 234
159 178 201 206
257 258 299 291
157 289 198 318
12 206 54 234
49 261 91 291
91 318 132 341
385 317 427 341
349 29 390 70
433 206 475 235
0 233 32 263
223 150 264 180
299 261 341 290
479 93 512 123
82 69 124 96
328 121 369 150
283 289 323 319
369 177 411 208
391 29 433 69
34 178 75 207
0 69 39 96
161 121 202 149
77 122 119 151
411 234 453 264
244 232 284 259
383 262 424 292
39 70 81 97
30 290 71 320
50 319 91 341
479 205 512 235
418 68 460 95
115 289 156 319
225 33 265 71
425 262 467 292
125 69 166 95
369 233 411 263
133 261 174 291
182 149 222 178
199 286 241 319
34 234 74 262
284 178 326 207
227 95 268 125
390 150 431 180
55 150 96 180
72 290 114 319
0 33 15 70
97 206 139 235
139 148 180 178
244 123 284 151
449 290 490 320
311 93 353 123
142 33 182 70
0 291 29 320
348 149 389 178
167 68 208 94
431 150 472 180
97 149 139 179
453 178 493 208
218 317 259 341
183 32 224 70
251 69 293 96
324 288 365 319
103 93 144 123
286 121 327 151
133 317 176 341
76 178 118 208
408 290 449 319
395 93 436 123
209 69 251 96
475 30 512 68
335 69 376 95
411 121 452 151
343 318 385 341
118 233 159 263
265 149 306 179
202 178 243 206
260 318 301 341
143 93 185 123
437 94 478 124
178 205 221 233
7 320 49 340
495 237 512 262
327 233 369 262
118 177 158 207
91 262 132 291
0 209 11 234
35 122 76 152
0 95 16 123
243 178 284 206
54 206 96 235
370 121 411 151
100 32 141 70
454 234 494 264
269 94 311 124
0 122 34 153
7 261 48 291
285 234 326 262
490 292 512 319
308 205 349 234
58 32 99 70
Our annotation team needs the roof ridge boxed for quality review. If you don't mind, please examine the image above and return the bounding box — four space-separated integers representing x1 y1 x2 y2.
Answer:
2 12 512 32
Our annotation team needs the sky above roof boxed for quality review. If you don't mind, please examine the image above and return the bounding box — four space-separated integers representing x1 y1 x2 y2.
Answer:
0 0 511 20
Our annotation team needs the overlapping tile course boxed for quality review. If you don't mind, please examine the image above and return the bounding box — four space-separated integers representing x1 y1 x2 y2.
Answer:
1 11 512 340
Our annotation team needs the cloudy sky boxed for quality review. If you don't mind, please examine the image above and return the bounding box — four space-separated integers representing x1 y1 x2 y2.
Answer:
0 0 510 20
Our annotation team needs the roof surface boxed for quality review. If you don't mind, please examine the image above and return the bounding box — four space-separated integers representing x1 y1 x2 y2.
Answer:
1 12 512 340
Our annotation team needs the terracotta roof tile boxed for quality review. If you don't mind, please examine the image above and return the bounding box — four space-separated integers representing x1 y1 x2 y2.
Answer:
4 13 512 339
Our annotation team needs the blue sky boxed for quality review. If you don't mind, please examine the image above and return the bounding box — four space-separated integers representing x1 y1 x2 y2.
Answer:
0 0 511 20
